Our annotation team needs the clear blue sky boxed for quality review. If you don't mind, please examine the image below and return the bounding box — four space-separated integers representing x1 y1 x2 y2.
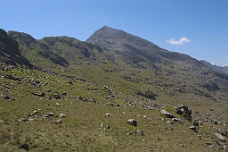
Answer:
1 0 228 66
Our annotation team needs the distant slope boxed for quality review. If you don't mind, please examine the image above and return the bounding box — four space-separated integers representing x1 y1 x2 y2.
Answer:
8 31 104 68
0 29 33 68
86 26 203 68
201 60 228 75
1 26 228 102
87 26 228 101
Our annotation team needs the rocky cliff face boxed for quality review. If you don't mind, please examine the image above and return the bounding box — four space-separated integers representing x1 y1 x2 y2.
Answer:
0 29 33 68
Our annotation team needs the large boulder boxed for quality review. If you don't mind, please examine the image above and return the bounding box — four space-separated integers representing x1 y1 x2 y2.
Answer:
214 133 226 141
160 110 175 118
175 105 192 120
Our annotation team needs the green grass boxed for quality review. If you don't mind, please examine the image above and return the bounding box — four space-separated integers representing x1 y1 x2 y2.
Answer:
0 66 227 151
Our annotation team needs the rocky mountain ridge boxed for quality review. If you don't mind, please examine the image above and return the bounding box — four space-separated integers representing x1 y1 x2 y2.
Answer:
0 26 228 151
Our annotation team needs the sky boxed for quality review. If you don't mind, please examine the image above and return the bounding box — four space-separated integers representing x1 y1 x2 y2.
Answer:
1 0 228 66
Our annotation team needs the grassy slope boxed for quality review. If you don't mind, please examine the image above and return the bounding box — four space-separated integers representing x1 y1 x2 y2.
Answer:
0 65 227 152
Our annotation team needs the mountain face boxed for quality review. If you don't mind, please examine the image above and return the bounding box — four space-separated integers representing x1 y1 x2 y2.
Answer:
87 26 203 68
0 29 33 67
2 26 228 103
202 60 228 75
1 26 228 151
87 26 228 100
7 31 103 67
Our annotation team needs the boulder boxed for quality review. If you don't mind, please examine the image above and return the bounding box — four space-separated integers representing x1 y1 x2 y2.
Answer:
105 113 111 117
193 118 203 126
135 129 144 136
1 94 11 100
56 119 62 124
59 113 66 117
214 133 226 141
189 126 197 132
127 119 137 127
172 117 182 123
44 112 54 118
160 110 175 118
175 105 192 120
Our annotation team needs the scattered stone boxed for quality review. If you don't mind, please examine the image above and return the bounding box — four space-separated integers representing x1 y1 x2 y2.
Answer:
53 93 61 99
214 133 226 141
175 105 192 120
143 115 147 119
59 113 66 117
56 119 62 124
28 118 34 122
77 96 83 101
166 121 173 124
106 125 111 129
135 129 144 136
205 142 213 148
31 92 45 97
44 112 54 118
105 113 111 117
160 110 175 118
62 92 68 96
56 103 60 106
100 123 104 128
209 108 215 111
127 119 137 127
1 94 11 100
189 126 197 132
223 145 227 152
115 107 120 111
18 118 29 122
89 98 96 103
43 82 48 86
172 117 182 123
30 111 39 117
126 132 132 136
19 143 29 151
211 119 219 125
100 123 110 130
193 118 203 126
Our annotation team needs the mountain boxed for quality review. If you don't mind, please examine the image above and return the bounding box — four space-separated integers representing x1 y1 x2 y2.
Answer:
202 60 228 75
1 26 228 151
0 29 33 68
8 31 104 68
87 26 202 67
87 26 228 99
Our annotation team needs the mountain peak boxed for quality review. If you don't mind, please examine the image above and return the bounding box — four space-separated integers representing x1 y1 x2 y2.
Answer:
87 26 127 43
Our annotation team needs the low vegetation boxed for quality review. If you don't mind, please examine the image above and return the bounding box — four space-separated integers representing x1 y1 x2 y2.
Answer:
0 26 227 151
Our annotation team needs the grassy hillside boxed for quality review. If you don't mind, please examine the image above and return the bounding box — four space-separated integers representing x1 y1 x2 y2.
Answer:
0 27 227 151
0 65 227 152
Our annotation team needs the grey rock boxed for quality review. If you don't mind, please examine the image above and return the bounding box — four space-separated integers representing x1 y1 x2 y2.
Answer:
105 113 111 117
127 119 137 127
59 113 66 117
31 92 45 97
89 98 96 103
18 118 29 122
172 118 182 123
44 112 54 118
56 119 62 124
189 126 197 132
161 110 175 118
1 94 10 100
214 133 226 141
193 118 203 126
175 105 192 120
30 110 38 116
135 129 144 136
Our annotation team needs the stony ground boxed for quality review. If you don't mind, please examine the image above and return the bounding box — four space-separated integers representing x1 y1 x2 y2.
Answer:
0 65 227 152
